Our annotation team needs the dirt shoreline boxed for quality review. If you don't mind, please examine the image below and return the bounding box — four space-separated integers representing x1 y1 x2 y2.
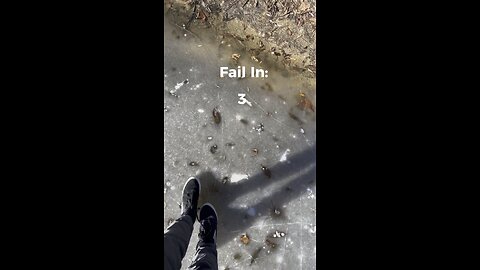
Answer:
164 0 316 90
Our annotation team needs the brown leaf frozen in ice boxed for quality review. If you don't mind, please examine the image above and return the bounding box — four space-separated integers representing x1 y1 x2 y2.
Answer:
240 233 250 245
297 92 315 112
212 108 221 124
250 247 263 265
265 238 277 249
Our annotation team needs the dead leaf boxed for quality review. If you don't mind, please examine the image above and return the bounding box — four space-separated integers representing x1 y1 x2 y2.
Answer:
240 233 250 245
297 92 315 112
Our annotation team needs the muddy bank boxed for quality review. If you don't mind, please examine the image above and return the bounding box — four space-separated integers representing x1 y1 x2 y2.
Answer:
164 0 316 90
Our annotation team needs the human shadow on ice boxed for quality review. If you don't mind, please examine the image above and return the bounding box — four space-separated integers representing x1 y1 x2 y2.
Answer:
196 144 316 248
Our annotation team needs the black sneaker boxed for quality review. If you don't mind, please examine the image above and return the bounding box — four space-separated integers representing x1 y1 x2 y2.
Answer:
181 177 201 221
198 203 218 244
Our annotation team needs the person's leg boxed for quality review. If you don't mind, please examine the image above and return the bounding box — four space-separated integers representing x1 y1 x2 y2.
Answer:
164 215 195 270
187 203 218 270
164 177 201 270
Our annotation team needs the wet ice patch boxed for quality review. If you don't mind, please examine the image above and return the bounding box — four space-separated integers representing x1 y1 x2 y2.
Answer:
231 173 249 183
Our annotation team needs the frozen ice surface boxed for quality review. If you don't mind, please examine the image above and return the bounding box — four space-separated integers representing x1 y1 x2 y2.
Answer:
164 19 316 270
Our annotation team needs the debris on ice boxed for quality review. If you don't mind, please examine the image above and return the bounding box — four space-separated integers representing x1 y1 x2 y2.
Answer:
280 149 291 162
231 173 249 183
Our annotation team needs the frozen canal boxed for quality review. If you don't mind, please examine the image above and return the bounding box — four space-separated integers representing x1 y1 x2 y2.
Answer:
164 17 316 270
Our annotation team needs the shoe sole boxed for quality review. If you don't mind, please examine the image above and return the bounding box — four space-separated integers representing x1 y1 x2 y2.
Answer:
181 177 201 215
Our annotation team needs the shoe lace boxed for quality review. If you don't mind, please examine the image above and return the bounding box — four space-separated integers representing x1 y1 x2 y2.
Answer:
182 192 194 216
199 216 216 240
185 193 192 204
